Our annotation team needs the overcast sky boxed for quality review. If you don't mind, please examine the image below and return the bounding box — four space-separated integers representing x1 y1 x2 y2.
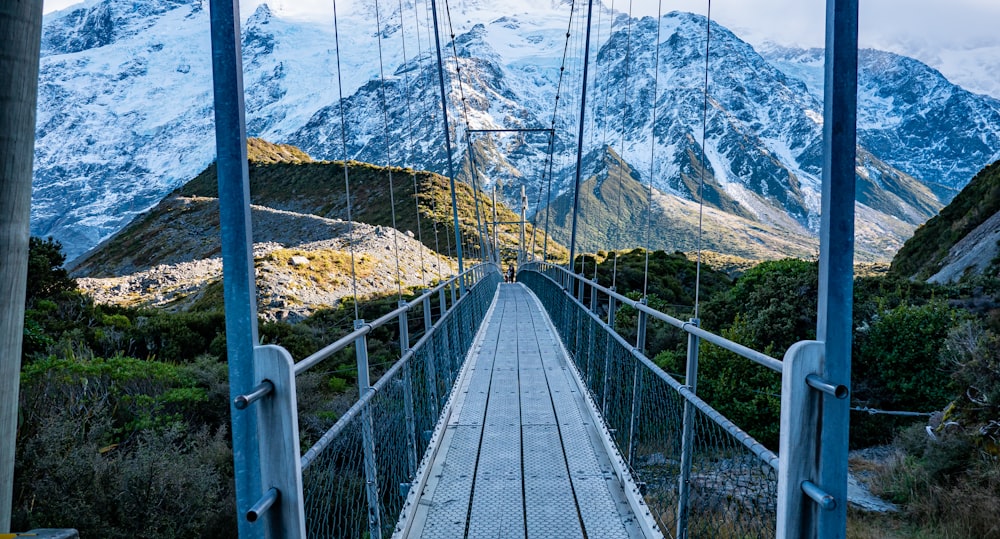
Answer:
42 0 1000 96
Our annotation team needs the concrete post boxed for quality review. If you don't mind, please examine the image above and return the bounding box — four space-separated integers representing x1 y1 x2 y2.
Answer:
0 2 43 532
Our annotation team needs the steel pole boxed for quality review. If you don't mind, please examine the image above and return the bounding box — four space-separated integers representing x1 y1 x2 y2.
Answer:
519 185 527 268
208 2 263 536
567 0 596 271
492 186 499 263
355 320 383 538
817 1 858 536
429 0 464 291
676 318 701 539
466 141 491 264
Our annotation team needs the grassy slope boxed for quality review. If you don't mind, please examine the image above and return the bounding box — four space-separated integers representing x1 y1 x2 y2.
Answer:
891 159 1000 279
179 142 566 261
72 139 566 276
540 150 820 261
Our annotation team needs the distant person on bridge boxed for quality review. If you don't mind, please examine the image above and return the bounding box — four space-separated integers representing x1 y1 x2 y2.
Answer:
506 264 515 283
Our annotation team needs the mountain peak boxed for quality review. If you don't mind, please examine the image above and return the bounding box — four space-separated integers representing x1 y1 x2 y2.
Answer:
247 3 273 25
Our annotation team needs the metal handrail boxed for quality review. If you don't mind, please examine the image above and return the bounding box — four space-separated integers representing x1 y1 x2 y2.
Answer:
522 265 780 469
522 261 783 372
293 263 498 375
299 268 492 469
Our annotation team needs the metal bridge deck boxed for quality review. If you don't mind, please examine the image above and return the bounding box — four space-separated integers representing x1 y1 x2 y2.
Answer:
405 283 650 539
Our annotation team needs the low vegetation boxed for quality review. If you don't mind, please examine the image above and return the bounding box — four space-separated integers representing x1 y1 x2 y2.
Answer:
586 249 999 537
17 190 1000 538
177 139 567 264
15 238 430 537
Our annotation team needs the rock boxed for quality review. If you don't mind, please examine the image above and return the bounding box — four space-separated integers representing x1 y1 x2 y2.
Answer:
848 473 898 512
290 255 310 267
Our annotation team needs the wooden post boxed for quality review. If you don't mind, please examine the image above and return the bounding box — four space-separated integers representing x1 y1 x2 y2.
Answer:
0 1 43 532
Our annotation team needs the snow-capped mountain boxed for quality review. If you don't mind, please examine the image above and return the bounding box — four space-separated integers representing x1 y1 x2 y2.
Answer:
763 45 1000 198
32 0 1000 262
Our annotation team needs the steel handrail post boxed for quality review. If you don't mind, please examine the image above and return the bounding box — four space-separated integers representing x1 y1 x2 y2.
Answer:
777 341 847 536
355 319 382 538
627 297 648 466
398 301 418 489
676 317 700 539
586 282 598 386
602 288 617 416
422 294 440 417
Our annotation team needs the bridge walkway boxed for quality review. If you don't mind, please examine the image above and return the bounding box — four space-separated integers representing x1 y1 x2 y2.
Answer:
404 283 651 539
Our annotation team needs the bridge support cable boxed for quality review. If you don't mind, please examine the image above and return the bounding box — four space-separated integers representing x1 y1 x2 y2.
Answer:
429 0 465 291
610 0 636 291
567 0 596 273
207 2 266 537
641 0 664 303
396 0 429 288
330 0 362 320
692 0 713 319
814 0 859 536
373 0 406 301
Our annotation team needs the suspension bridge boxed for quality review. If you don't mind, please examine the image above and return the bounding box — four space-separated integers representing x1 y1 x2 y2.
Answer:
205 0 861 538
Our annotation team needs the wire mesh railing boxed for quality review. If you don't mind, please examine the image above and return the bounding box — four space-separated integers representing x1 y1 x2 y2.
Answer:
234 264 501 538
519 262 846 539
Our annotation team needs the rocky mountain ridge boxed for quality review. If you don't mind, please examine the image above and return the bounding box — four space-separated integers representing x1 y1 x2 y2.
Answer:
33 0 1000 262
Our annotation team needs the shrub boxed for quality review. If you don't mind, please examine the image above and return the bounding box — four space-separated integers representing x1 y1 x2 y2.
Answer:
700 258 817 356
15 355 235 537
856 302 961 413
696 317 782 449
872 425 1000 539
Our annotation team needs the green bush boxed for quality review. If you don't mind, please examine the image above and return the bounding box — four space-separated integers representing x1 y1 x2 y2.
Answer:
14 411 235 538
700 258 817 356
696 317 782 449
856 302 960 412
26 236 76 303
15 355 235 537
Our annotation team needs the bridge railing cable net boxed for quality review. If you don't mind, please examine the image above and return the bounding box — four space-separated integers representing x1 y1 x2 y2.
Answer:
519 262 847 539
234 264 501 538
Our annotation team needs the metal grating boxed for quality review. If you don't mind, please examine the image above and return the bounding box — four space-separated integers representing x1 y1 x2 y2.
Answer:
408 284 653 538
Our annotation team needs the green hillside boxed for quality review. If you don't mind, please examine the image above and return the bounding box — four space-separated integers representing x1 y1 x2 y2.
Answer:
179 139 566 262
73 139 566 276
891 159 1000 279
540 148 820 261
